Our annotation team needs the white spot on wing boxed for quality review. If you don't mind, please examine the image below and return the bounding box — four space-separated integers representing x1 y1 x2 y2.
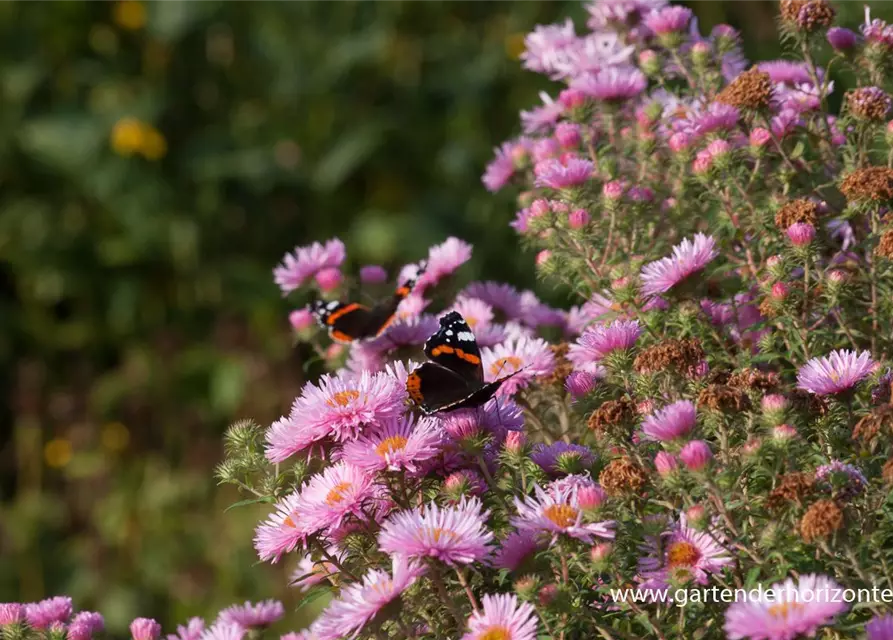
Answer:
457 331 475 342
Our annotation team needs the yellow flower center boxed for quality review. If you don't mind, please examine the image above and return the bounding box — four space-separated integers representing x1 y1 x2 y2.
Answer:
466 316 479 328
666 541 701 568
423 527 459 543
369 579 394 598
325 481 353 506
283 516 297 529
543 504 579 528
767 602 805 620
375 435 408 458
327 390 360 408
490 356 523 377
479 628 511 640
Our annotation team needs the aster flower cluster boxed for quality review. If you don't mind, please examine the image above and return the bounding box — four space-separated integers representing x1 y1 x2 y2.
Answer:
57 1 893 640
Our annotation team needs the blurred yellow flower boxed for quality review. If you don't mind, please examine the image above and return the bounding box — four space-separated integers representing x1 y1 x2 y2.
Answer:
141 128 168 160
113 0 146 31
45 438 73 469
111 118 167 160
111 117 146 156
101 422 130 452
505 32 527 60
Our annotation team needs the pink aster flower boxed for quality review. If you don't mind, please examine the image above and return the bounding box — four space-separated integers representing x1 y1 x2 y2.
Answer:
568 320 641 371
482 336 556 395
519 291 565 328
490 530 544 572
530 442 595 476
868 615 893 640
724 574 847 640
565 370 600 401
461 282 524 320
416 237 472 292
483 142 517 192
199 622 245 640
512 484 615 545
520 19 578 76
24 597 72 629
679 440 712 471
570 67 647 102
644 6 692 35
641 400 697 442
797 349 875 396
68 613 104 640
359 265 387 284
311 556 425 640
533 156 593 189
378 498 493 565
0 605 23 626
587 0 668 29
265 371 406 462
361 314 440 354
274 239 346 295
166 619 205 640
640 233 718 297
693 102 740 137
130 618 162 640
341 414 443 474
654 451 678 477
521 92 565 134
254 491 308 562
450 297 507 347
786 222 815 246
291 553 338 592
293 462 380 536
218 601 284 629
462 594 538 640
639 514 733 591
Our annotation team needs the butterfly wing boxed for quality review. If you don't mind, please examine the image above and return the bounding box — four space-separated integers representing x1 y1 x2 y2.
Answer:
406 362 476 414
311 299 377 343
361 260 428 339
423 311 484 384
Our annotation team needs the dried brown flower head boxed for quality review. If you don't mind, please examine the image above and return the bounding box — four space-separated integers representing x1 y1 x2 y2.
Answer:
780 0 808 23
877 229 893 260
847 87 893 122
698 384 752 413
728 368 780 391
852 405 893 444
544 343 574 384
775 198 818 229
800 499 843 543
599 458 648 496
841 167 893 203
790 389 829 416
588 398 636 439
634 338 705 375
767 472 815 510
883 459 893 484
759 297 779 319
717 68 773 109
794 0 836 32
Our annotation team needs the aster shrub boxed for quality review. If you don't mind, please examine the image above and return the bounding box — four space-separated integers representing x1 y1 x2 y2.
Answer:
20 2 893 640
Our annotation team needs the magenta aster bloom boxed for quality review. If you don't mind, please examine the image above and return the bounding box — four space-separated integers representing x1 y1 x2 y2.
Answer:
482 336 556 395
521 92 565 134
568 320 641 371
693 102 740 137
311 556 425 640
512 484 615 545
294 462 380 537
530 442 595 476
130 618 162 640
654 451 678 477
565 370 600 401
254 491 306 561
587 0 668 29
679 440 712 471
570 67 647 102
786 222 815 246
644 6 692 34
341 414 443 474
490 530 544 572
218 601 284 629
378 498 493 565
868 616 893 640
265 371 406 462
639 514 733 591
359 264 387 284
725 574 847 640
274 238 345 295
416 237 472 292
450 297 507 347
533 156 593 189
0 605 23 626
166 619 205 640
462 594 538 640
199 622 245 640
24 597 72 629
461 282 524 320
68 613 104 640
796 349 875 396
483 142 517 192
641 400 697 442
519 19 578 75
640 233 718 297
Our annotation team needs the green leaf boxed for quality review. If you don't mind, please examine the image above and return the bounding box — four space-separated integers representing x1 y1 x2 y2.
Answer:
224 496 274 512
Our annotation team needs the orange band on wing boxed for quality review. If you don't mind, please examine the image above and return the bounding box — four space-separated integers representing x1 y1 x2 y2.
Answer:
406 372 424 404
430 345 480 365
326 302 365 325
331 330 354 343
395 286 410 297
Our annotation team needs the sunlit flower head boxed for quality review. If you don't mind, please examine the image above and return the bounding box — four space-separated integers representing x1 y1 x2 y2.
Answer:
462 594 539 640
378 498 493 565
274 238 345 295
796 349 875 396
490 529 544 572
531 442 595 476
482 336 556 395
199 622 245 640
341 414 443 474
68 612 105 640
512 484 614 545
640 400 697 442
24 597 72 630
568 320 641 371
570 67 647 102
640 233 718 297
638 514 733 591
534 156 594 189
218 601 284 629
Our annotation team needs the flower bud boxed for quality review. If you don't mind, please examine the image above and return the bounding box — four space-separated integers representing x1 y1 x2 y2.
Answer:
359 265 387 284
772 424 798 442
443 469 487 502
679 440 713 471
770 282 789 300
590 542 613 566
638 49 661 76
504 431 527 455
289 308 315 332
691 41 711 67
578 485 607 512
565 370 598 400
130 619 162 640
654 451 678 477
786 222 816 247
538 584 559 607
315 267 342 292
0 605 23 626
827 27 858 52
568 208 590 230
514 575 539 600
535 250 552 268
558 88 587 110
602 180 626 201
685 504 708 530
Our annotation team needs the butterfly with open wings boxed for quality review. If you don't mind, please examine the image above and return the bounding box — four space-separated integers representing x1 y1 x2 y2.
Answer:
406 311 524 414
311 262 426 344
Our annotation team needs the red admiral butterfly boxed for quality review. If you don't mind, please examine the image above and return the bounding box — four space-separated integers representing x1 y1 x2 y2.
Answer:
311 262 426 344
406 311 522 414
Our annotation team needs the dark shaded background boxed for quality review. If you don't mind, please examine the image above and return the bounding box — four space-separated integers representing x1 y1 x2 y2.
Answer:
0 0 885 632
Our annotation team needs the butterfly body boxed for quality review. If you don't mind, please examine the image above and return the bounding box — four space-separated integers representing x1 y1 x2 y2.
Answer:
407 311 521 414
311 262 425 344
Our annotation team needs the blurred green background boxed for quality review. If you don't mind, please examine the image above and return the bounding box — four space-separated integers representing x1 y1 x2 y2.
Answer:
0 0 886 633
